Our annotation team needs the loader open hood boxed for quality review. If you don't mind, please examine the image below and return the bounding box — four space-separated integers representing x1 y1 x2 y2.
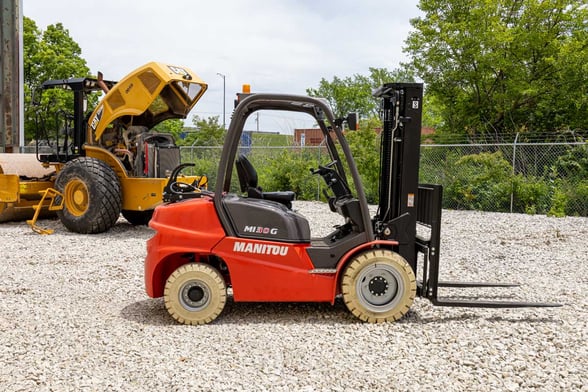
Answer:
88 62 208 142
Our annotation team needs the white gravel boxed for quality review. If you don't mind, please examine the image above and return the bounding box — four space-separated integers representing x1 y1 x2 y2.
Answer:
1 201 587 391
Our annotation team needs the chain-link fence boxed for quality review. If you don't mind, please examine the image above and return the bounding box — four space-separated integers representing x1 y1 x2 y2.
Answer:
180 145 331 200
420 142 587 216
181 142 588 216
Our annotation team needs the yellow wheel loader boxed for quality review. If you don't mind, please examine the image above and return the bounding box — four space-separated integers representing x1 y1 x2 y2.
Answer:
0 62 207 233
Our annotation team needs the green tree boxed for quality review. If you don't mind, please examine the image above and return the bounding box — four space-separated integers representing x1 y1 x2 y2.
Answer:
153 119 184 140
404 0 588 142
181 115 225 146
24 17 92 142
345 117 381 202
306 67 416 118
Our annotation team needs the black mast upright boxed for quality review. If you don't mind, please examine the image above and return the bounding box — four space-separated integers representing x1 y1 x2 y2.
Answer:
373 83 423 270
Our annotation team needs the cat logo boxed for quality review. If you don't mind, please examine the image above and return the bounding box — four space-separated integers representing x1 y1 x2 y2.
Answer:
167 66 189 77
90 105 104 131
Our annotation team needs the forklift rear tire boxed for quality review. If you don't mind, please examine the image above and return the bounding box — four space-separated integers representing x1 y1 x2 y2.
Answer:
164 263 227 325
55 157 122 234
341 249 416 323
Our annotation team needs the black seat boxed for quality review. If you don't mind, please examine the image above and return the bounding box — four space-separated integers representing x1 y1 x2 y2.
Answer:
235 154 295 209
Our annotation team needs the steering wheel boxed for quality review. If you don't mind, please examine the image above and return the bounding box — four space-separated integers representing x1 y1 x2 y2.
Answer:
170 181 197 193
311 161 350 196
311 160 353 212
163 163 205 203
311 160 337 176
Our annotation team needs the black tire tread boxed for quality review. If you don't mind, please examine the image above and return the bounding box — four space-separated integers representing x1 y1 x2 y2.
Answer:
55 157 122 234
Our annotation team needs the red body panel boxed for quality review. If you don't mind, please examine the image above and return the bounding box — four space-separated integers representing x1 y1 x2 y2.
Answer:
212 237 335 302
145 195 398 303
144 196 225 297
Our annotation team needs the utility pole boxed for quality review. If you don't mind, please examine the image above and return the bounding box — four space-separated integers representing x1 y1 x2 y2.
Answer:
216 72 226 129
0 0 23 152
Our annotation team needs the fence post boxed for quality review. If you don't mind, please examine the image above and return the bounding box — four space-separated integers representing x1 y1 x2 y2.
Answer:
510 133 519 213
190 146 194 175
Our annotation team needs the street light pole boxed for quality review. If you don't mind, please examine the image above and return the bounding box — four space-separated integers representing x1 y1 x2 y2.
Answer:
216 72 226 129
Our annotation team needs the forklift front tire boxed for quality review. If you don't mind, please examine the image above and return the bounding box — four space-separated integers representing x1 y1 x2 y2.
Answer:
341 249 416 323
164 263 227 325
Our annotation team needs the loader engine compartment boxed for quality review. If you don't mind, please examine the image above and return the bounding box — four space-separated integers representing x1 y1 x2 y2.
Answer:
98 124 179 178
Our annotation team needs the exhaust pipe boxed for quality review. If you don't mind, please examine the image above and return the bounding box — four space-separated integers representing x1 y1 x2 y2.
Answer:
97 72 110 94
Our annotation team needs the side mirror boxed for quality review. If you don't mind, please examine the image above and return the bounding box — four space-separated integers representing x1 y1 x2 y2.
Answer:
346 112 359 131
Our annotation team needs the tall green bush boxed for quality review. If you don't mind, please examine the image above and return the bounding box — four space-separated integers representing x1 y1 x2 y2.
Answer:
548 144 588 216
512 175 550 214
549 179 588 217
445 151 513 211
257 149 324 201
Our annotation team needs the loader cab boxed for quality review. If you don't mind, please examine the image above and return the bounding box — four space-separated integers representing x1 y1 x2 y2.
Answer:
213 93 374 255
37 77 116 164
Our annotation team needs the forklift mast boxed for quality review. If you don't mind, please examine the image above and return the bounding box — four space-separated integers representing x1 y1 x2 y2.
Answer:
373 83 424 270
372 83 558 309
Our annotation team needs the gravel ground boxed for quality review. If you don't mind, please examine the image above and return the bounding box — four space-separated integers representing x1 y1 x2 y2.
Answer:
1 201 587 391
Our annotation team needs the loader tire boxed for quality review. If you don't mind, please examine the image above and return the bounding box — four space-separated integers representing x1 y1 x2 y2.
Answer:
122 209 154 226
164 263 227 325
55 157 122 234
341 249 416 323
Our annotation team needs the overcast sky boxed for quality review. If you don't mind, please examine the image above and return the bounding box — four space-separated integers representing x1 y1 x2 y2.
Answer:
24 0 422 132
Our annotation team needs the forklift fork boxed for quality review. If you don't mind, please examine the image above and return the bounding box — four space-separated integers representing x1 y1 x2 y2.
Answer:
415 184 561 309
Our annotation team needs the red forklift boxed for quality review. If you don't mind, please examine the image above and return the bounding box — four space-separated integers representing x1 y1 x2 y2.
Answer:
144 83 559 325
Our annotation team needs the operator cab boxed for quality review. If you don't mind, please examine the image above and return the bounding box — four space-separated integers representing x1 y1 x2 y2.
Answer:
214 93 371 267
